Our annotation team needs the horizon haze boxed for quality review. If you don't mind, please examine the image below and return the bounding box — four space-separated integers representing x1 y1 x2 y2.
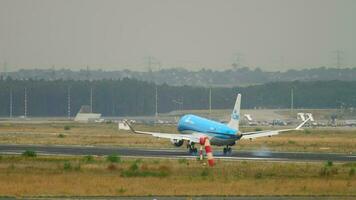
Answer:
1 0 355 71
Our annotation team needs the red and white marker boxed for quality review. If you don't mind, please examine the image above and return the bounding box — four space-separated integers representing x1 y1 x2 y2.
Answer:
199 146 203 160
199 137 214 167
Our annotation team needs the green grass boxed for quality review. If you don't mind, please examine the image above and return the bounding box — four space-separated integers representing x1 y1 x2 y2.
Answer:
178 158 188 164
22 150 37 157
120 161 171 177
0 155 355 196
83 155 95 163
255 127 263 131
63 161 72 170
106 154 121 163
349 168 355 177
200 168 210 177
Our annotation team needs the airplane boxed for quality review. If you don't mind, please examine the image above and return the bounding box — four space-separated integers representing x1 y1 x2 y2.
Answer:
125 94 310 156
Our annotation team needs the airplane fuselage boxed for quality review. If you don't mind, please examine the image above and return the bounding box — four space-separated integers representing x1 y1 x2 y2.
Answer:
177 114 240 146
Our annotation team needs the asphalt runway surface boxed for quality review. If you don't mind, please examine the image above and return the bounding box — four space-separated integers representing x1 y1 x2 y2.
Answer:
0 144 355 162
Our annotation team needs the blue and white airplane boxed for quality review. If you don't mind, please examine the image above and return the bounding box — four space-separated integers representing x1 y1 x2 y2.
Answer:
126 94 310 155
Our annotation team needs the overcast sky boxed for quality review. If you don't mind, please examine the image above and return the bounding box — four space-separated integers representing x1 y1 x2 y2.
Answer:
0 0 355 71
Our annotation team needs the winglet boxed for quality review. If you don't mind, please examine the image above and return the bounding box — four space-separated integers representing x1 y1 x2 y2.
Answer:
295 117 311 130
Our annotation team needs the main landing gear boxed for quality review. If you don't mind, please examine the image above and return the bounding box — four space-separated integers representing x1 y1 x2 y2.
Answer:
223 146 232 155
187 143 198 155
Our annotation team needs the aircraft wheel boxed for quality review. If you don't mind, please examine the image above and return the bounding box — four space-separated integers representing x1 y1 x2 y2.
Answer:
227 147 232 155
223 147 228 155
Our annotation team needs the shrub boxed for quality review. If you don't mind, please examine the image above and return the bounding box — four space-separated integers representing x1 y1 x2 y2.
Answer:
319 165 338 177
288 140 296 144
178 158 188 164
326 161 333 167
64 125 71 130
22 150 37 157
254 172 263 179
255 127 262 131
201 168 210 177
120 162 170 178
83 155 94 163
106 154 121 163
129 162 139 171
349 168 355 177
117 187 126 194
121 169 169 177
304 129 311 134
141 170 169 177
63 161 72 170
58 133 65 138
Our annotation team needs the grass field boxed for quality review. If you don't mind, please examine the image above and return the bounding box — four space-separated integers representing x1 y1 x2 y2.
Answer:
0 154 355 197
0 122 355 153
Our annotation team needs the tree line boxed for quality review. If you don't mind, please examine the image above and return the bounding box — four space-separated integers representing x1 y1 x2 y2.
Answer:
0 78 355 117
5 66 356 87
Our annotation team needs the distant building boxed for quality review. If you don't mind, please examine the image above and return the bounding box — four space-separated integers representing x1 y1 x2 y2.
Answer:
74 105 101 122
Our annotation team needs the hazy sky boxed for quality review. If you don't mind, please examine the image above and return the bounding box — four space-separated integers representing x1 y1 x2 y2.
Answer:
0 0 355 71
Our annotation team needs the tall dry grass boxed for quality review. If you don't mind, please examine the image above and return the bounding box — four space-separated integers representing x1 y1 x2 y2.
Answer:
0 155 355 197
0 123 355 153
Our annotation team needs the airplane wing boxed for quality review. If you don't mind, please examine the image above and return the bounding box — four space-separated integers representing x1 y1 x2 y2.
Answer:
123 121 201 143
240 117 311 140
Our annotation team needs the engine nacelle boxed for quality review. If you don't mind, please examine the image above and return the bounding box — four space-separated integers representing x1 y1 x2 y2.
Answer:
170 139 184 147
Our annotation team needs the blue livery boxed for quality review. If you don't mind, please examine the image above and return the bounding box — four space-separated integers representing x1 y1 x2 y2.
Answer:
178 114 240 146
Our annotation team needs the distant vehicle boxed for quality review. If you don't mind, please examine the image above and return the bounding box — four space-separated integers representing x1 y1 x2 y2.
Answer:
95 119 105 123
18 116 30 120
271 119 287 126
345 120 356 127
244 114 258 126
125 94 310 164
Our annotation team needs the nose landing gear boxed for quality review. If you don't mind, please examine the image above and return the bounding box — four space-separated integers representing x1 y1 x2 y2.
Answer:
223 146 232 155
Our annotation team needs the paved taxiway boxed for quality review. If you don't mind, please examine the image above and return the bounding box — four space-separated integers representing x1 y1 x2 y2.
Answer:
0 144 354 162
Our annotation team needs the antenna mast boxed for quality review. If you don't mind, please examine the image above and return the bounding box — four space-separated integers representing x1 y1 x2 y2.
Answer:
67 86 71 119
9 88 13 118
90 87 93 113
24 87 27 118
155 86 158 118
290 87 294 113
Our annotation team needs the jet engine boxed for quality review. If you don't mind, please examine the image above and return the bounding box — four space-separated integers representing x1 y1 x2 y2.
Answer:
170 139 184 147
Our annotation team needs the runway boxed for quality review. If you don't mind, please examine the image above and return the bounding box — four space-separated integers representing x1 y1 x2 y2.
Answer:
0 144 355 162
